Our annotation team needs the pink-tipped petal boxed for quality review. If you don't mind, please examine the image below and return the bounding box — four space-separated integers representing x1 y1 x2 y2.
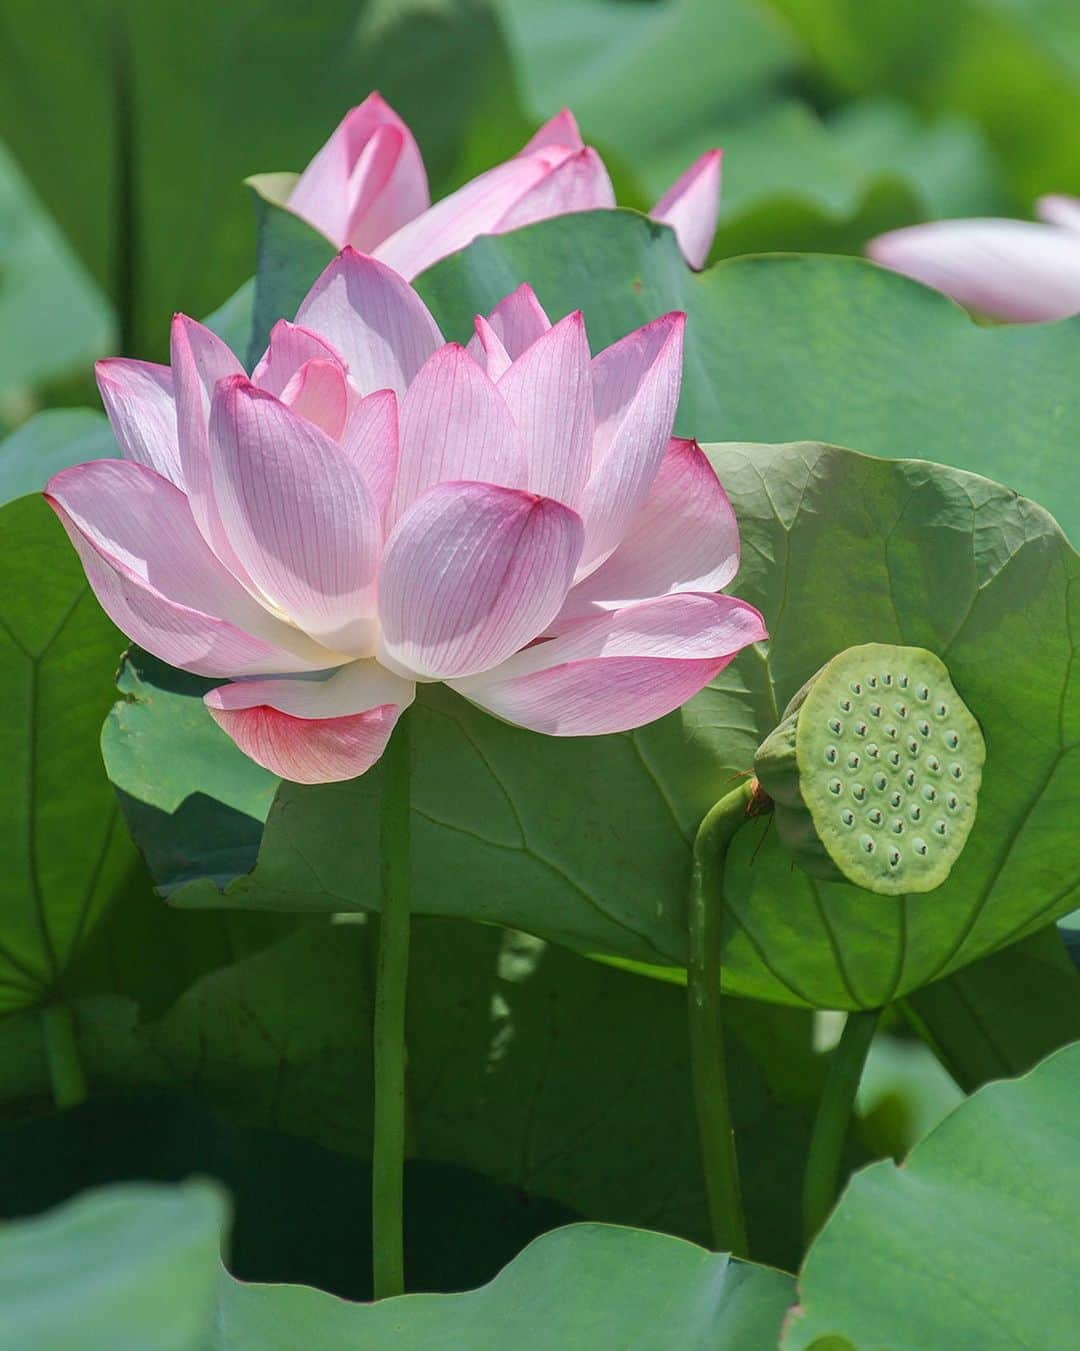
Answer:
580 312 686 571
557 438 739 624
295 248 443 397
650 149 722 270
207 702 402 783
378 481 583 680
205 660 415 783
867 219 1080 323
278 359 350 440
466 315 513 380
518 108 584 156
497 310 594 505
372 154 566 281
170 314 249 573
95 359 182 488
479 284 553 360
1036 194 1080 233
389 343 528 523
286 93 429 252
495 147 616 231
251 320 346 398
45 459 328 676
209 378 381 654
338 387 399 520
453 592 766 735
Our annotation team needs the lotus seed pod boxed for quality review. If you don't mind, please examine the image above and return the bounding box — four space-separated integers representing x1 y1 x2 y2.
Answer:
753 644 985 895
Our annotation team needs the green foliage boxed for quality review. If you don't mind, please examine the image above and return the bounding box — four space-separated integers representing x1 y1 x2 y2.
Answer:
784 1041 1080 1349
0 1179 794 1350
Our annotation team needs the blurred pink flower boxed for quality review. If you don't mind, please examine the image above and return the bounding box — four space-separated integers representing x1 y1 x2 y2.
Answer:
867 195 1080 323
284 93 722 274
47 251 763 783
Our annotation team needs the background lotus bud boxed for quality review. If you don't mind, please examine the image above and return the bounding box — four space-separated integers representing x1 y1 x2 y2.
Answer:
280 97 722 278
867 195 1080 323
754 644 985 894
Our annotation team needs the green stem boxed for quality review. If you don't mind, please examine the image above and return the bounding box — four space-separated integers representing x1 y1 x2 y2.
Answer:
687 779 753 1257
41 1003 87 1110
372 710 412 1300
802 1007 881 1247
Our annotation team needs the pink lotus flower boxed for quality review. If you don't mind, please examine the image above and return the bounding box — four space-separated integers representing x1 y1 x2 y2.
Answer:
867 195 1080 323
284 93 722 275
46 250 764 784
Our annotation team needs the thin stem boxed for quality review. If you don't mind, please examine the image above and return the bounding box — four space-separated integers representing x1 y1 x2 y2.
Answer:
687 779 754 1257
41 1003 88 1110
802 1007 881 1247
372 710 412 1300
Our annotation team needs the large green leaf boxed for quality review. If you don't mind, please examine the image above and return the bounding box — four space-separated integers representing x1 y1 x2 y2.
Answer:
0 918 820 1269
0 1180 794 1350
0 1181 225 1351
783 1041 1080 1349
413 213 1079 542
0 0 520 357
0 494 147 1015
105 438 1079 1009
216 1224 794 1349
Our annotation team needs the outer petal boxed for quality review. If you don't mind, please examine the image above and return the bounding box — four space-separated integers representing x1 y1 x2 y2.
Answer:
209 378 381 653
205 660 415 784
378 482 583 680
372 154 566 281
1036 194 1080 233
279 359 349 440
338 387 399 520
390 343 528 523
452 592 766 736
251 319 346 397
95 358 182 487
45 459 330 676
170 314 247 570
650 149 722 271
580 311 685 572
518 108 584 155
867 219 1080 323
496 310 594 505
495 147 616 231
472 283 552 362
295 248 443 398
557 438 739 624
286 93 429 252
466 315 513 381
